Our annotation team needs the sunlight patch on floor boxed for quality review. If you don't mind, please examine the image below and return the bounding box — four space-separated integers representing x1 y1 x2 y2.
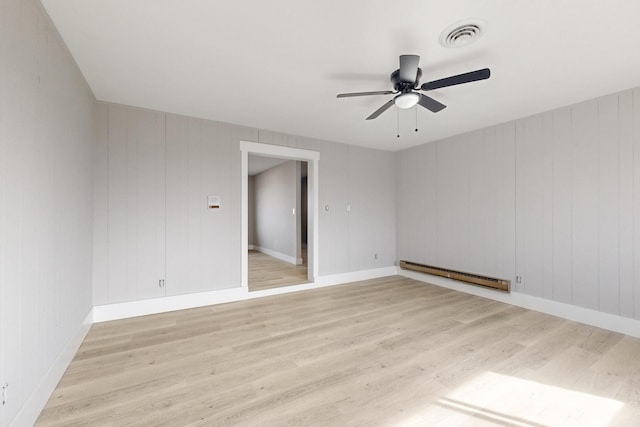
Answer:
395 371 624 426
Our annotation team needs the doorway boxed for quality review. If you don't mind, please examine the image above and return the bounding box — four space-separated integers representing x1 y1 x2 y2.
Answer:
240 141 319 291
247 156 308 291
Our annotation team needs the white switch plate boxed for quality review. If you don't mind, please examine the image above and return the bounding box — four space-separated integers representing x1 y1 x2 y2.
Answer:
207 195 220 209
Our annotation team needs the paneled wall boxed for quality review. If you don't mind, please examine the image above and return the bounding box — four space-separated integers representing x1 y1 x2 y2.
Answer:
347 146 397 272
165 114 243 296
93 108 250 303
0 0 95 425
515 92 639 317
93 104 396 305
397 88 640 320
397 124 516 284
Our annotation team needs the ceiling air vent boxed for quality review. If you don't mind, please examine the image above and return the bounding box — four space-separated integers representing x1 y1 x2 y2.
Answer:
440 20 486 48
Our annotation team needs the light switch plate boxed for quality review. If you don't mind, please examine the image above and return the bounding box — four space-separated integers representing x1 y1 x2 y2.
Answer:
208 195 220 209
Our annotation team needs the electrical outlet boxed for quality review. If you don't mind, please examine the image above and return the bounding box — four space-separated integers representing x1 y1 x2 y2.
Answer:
2 383 8 405
374 253 378 260
516 275 522 284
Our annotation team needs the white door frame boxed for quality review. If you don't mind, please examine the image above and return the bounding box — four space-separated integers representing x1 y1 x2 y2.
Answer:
240 141 320 288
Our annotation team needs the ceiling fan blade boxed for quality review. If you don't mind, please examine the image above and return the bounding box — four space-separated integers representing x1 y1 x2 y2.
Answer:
337 90 395 98
418 94 446 113
366 99 395 120
399 55 420 83
421 68 490 91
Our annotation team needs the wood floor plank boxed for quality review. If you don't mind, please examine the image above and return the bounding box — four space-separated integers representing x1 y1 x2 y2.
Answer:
248 250 308 291
36 276 640 426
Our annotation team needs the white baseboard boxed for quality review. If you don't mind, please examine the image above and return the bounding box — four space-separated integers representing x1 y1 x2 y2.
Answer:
93 287 248 323
314 266 398 287
253 245 298 265
9 309 93 427
247 266 398 299
248 244 255 250
398 268 640 339
93 266 398 323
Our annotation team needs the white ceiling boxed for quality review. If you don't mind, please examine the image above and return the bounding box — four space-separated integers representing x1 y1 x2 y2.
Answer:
248 155 289 176
42 0 640 151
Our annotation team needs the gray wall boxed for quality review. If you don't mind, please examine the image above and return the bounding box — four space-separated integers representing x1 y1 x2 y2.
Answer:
93 107 248 303
93 104 397 305
253 160 299 261
0 0 95 424
397 88 640 321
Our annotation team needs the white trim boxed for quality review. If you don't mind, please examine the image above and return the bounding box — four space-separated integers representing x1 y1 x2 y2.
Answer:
9 309 93 427
247 266 398 299
241 148 249 288
314 266 398 287
248 244 255 250
93 287 248 323
240 141 320 288
92 266 397 323
240 141 320 162
253 245 299 265
309 153 319 280
399 268 640 339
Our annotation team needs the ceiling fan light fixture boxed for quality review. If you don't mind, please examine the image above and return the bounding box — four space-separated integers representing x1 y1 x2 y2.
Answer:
337 54 489 120
394 92 419 109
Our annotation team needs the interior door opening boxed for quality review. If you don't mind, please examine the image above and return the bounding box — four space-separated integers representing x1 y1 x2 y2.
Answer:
247 155 309 291
240 141 319 292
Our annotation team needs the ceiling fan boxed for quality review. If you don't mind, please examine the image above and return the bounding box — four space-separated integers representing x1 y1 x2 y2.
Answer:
337 55 490 120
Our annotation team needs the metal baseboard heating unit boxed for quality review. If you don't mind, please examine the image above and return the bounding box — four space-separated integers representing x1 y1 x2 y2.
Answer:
399 260 510 293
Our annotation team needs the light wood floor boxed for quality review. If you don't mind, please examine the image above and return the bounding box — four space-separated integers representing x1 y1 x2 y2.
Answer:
248 250 308 292
36 276 640 426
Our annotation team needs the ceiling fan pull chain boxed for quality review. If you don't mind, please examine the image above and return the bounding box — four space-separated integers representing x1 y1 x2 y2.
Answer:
397 107 400 138
415 105 418 132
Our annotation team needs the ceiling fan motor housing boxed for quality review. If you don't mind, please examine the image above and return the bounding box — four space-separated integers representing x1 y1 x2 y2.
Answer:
391 68 422 92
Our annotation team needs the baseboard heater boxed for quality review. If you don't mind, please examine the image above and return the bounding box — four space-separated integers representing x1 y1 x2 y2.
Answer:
399 260 510 293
